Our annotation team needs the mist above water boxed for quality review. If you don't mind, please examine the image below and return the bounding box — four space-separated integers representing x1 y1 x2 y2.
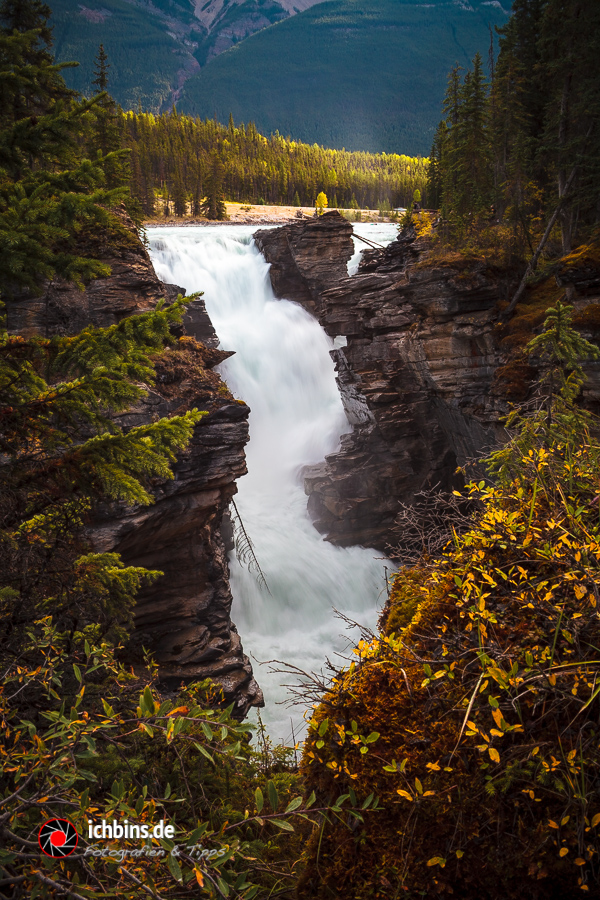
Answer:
148 224 394 742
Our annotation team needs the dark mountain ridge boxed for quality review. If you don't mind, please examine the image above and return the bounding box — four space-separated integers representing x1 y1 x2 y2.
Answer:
50 0 508 154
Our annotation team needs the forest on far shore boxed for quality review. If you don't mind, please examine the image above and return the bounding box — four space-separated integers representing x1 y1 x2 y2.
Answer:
119 109 429 217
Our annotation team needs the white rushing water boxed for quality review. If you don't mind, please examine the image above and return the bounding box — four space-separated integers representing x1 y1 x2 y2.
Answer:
148 224 396 742
348 221 400 275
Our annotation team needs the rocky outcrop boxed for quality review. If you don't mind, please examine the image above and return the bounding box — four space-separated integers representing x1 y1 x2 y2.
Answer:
5 208 262 716
259 215 600 558
254 210 355 315
91 342 262 713
257 213 511 553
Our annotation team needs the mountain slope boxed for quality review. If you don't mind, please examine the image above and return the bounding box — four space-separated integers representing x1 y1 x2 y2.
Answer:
50 0 324 110
177 0 509 155
51 0 201 109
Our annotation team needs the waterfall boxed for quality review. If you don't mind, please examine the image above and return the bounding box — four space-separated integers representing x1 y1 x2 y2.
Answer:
148 225 390 741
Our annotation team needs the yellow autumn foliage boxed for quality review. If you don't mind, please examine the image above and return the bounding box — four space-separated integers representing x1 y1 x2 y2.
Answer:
300 421 600 899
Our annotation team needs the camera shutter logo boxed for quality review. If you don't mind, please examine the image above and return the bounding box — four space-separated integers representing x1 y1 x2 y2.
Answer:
38 819 79 857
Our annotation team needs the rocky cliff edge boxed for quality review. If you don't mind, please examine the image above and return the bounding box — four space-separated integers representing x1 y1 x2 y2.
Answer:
255 211 600 555
6 208 263 716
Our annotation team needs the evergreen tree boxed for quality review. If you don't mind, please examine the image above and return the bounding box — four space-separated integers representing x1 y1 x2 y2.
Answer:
89 44 125 189
292 190 301 206
430 0 599 257
0 0 74 124
454 53 491 216
199 152 227 220
0 0 52 59
0 299 202 637
439 54 491 219
537 0 600 253
427 120 446 209
489 13 532 226
172 168 187 216
439 64 462 217
192 174 203 216
526 300 600 423
0 10 126 292
92 40 108 91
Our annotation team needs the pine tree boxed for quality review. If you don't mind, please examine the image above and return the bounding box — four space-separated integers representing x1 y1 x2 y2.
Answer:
0 10 126 292
0 0 52 60
431 0 599 256
526 300 600 423
0 0 74 125
537 0 600 253
439 64 462 217
92 41 109 92
453 53 491 216
0 299 203 636
491 1 548 233
172 168 187 217
89 44 126 190
199 153 227 220
427 120 446 209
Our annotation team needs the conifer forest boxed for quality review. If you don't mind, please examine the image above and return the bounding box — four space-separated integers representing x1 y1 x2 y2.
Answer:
1 0 600 898
121 110 429 216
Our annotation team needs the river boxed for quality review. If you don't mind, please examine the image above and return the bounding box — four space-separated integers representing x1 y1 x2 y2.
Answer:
148 222 397 742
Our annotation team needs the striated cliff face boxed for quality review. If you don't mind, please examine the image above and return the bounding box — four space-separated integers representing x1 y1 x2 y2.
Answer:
257 215 600 555
6 209 263 716
256 212 511 553
254 210 355 316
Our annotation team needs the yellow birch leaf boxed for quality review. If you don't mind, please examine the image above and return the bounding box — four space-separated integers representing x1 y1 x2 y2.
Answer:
492 708 504 729
574 859 586 866
488 747 500 763
195 868 204 887
548 820 559 829
166 706 189 717
456 850 464 859
560 848 569 857
397 790 413 801
591 814 600 827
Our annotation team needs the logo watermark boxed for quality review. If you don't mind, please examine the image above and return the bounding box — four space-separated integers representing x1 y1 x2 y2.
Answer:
84 817 226 864
38 819 79 858
35 816 226 864
87 818 175 840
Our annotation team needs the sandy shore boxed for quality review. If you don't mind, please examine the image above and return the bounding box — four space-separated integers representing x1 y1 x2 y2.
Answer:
144 201 384 227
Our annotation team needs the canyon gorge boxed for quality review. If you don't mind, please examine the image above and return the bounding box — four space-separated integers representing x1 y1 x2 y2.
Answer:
9 210 600 721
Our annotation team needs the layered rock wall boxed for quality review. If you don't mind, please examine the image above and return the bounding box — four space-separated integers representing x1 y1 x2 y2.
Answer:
5 209 262 715
255 213 509 553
